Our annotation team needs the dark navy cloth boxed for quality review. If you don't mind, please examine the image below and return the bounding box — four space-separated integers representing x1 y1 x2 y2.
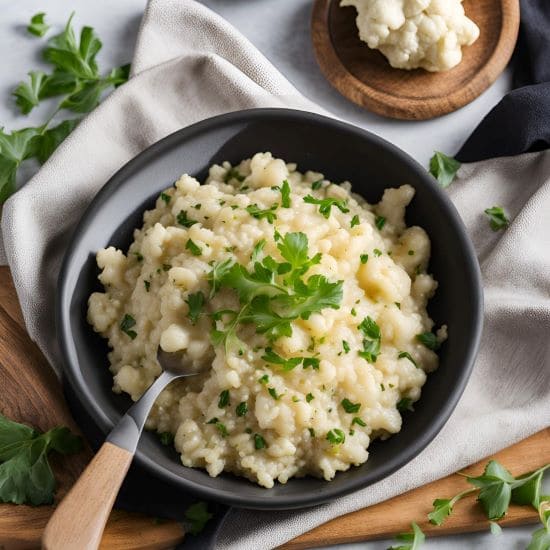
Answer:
456 0 550 162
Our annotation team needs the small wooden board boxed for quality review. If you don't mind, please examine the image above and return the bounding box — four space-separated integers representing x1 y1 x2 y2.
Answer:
0 266 547 549
311 0 520 120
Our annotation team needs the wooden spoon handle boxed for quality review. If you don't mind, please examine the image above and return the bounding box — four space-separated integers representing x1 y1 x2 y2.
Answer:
42 442 133 550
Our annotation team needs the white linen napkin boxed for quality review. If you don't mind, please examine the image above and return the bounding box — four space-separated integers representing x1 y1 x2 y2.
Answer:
2 0 549 548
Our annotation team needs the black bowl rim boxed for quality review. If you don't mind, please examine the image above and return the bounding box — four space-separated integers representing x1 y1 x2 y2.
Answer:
57 108 483 509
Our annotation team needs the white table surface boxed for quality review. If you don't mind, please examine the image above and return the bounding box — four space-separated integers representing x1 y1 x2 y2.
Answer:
0 2 541 549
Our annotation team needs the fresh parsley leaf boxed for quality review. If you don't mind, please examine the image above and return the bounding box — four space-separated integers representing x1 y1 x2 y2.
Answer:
246 203 278 224
352 417 366 427
0 414 82 505
107 64 131 87
160 192 170 205
429 151 461 188
302 357 320 370
311 179 323 190
303 194 349 218
258 374 269 385
512 470 544 508
306 393 314 403
342 340 350 354
184 502 213 536
267 387 282 400
28 13 50 37
484 206 509 231
358 316 381 363
341 398 361 413
32 118 80 164
416 332 440 351
490 521 502 536
186 291 204 325
218 389 230 408
397 397 414 412
236 402 248 417
120 313 137 339
351 215 360 228
262 347 302 371
60 80 109 113
185 239 202 256
251 239 266 262
13 71 47 114
0 127 41 163
0 155 18 203
215 422 228 437
207 258 234 298
398 351 419 368
177 210 197 227
388 522 425 550
528 526 550 550
428 488 475 526
375 215 386 230
360 254 369 264
278 179 291 208
277 232 320 274
224 167 245 183
254 434 266 449
373 248 382 257
326 429 345 445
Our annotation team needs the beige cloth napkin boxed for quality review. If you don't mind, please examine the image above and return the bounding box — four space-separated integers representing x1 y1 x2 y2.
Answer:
2 1 549 548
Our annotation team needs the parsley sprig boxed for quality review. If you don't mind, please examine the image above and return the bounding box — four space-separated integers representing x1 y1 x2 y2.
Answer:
429 151 461 188
303 194 350 218
209 232 342 347
0 12 129 203
358 316 381 363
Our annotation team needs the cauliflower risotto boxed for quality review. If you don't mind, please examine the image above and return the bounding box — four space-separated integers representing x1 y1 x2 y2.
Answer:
341 0 480 72
87 152 446 488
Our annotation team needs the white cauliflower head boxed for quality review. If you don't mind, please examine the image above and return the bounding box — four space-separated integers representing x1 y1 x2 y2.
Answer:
341 0 480 72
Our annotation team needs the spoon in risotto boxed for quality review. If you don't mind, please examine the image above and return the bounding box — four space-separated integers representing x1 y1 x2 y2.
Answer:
43 348 208 550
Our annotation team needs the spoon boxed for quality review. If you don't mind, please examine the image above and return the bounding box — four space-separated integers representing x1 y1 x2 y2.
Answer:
43 348 208 550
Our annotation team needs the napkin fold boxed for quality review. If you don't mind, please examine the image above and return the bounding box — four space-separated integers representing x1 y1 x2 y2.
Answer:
2 1 549 549
457 0 550 161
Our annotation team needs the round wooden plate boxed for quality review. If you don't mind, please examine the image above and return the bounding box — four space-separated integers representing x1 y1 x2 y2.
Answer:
311 0 520 120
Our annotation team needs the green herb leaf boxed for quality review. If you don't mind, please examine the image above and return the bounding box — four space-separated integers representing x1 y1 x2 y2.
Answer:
360 254 369 264
207 258 234 298
398 351 419 368
186 291 205 325
352 417 366 427
278 179 291 208
388 522 425 550
267 387 282 400
246 203 278 224
429 151 461 188
251 239 266 262
158 432 174 446
0 127 41 163
342 340 350 354
224 167 245 183
218 389 230 408
177 210 197 227
254 434 266 449
302 357 320 370
185 239 202 256
490 521 502 536
0 155 18 203
358 316 381 363
397 397 414 412
311 179 323 190
184 502 213 536
236 402 248 417
527 527 550 550
160 192 171 205
28 13 50 37
31 118 80 164
351 215 360 228
341 398 361 414
326 429 345 445
120 314 137 339
13 71 47 114
484 206 509 231
512 470 543 508
262 348 302 371
0 414 82 505
375 215 386 230
306 393 314 403
303 194 349 218
416 332 440 351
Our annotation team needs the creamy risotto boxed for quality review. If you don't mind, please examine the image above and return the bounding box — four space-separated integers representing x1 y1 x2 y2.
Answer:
88 152 446 488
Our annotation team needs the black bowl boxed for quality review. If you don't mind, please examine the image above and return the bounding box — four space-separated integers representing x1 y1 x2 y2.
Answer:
57 108 483 510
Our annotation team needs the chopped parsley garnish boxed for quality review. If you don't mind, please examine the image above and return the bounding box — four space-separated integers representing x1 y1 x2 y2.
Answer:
185 238 202 256
380 383 386 391
375 216 386 230
398 351 419 368
206 258 234 298
120 314 137 339
373 248 382 257
134 252 143 262
397 397 414 412
251 239 266 262
308 428 316 437
158 432 174 446
352 417 366 427
303 195 350 218
254 434 266 449
206 417 218 424
416 331 440 351
351 215 360 228
27 12 50 37
258 374 269 385
235 401 248 416
176 210 197 227
215 423 228 437
144 280 150 292
395 302 401 309
186 291 204 325
357 316 381 363
351 308 357 316
408 249 415 256
224 167 245 183
342 340 350 354
277 179 291 208
484 206 509 231
429 151 461 188
246 203 278 223
262 347 302 371
311 179 323 190
341 398 361 414
218 389 230 408
162 263 171 271
160 192 170 205
360 254 369 264
306 393 314 403
302 357 320 370
268 387 282 400
326 428 345 445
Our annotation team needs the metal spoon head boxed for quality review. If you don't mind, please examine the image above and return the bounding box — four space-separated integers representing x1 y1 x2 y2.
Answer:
156 348 209 377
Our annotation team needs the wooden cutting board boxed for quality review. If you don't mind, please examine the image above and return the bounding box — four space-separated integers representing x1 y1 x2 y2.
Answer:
0 265 547 549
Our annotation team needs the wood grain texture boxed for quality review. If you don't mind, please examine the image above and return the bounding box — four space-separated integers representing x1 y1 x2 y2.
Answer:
311 0 520 119
42 442 134 550
0 266 547 549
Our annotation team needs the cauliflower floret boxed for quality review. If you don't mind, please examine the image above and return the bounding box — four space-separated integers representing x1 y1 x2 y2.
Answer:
341 0 480 71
